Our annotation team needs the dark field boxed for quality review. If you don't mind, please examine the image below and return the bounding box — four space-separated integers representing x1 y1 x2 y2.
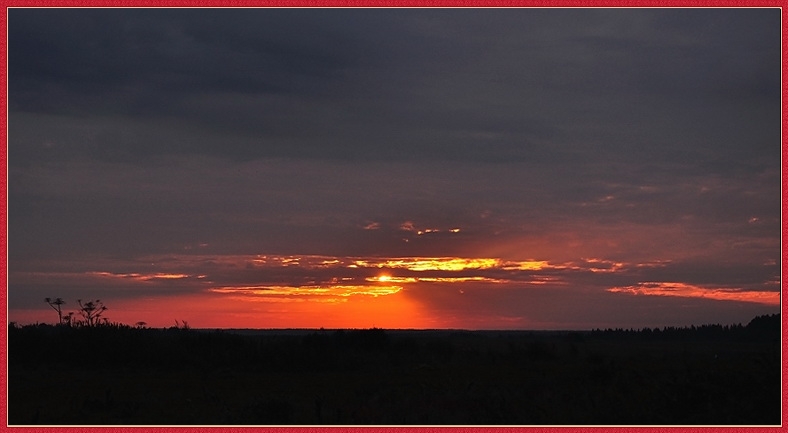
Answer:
8 315 781 425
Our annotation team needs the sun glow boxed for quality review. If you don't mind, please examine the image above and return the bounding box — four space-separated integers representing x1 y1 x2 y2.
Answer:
15 249 779 330
107 288 427 329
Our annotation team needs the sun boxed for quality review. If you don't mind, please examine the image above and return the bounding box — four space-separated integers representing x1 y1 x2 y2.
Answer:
377 274 392 282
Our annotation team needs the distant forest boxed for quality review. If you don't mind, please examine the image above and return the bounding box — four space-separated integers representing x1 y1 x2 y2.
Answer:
8 314 780 425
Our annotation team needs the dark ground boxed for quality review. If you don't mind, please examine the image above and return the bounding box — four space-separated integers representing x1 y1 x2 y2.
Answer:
7 314 781 425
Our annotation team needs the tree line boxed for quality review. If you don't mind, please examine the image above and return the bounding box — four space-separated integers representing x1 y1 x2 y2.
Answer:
588 313 780 341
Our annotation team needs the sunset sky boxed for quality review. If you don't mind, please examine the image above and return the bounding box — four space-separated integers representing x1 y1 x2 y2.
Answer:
8 8 781 330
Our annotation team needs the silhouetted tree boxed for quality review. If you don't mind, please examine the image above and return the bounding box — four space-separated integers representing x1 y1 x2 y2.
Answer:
77 299 107 327
44 297 66 325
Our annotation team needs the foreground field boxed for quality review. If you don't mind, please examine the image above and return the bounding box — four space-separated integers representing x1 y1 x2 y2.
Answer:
8 316 780 425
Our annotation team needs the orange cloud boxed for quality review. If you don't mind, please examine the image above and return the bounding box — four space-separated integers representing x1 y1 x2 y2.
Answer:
364 275 507 284
350 257 551 272
607 282 780 305
209 284 403 299
87 272 191 281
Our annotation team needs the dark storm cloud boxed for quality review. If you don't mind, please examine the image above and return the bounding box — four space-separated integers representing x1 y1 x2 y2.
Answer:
10 9 380 108
9 8 779 167
10 8 401 161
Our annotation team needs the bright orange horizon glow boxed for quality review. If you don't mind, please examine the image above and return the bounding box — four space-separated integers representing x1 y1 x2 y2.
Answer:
109 289 430 329
11 253 778 330
607 282 780 305
11 287 427 330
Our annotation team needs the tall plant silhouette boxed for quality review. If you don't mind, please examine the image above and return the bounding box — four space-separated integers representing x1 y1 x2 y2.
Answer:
44 297 66 325
77 299 107 327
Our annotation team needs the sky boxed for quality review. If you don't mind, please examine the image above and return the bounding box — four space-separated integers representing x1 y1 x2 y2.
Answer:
7 7 782 330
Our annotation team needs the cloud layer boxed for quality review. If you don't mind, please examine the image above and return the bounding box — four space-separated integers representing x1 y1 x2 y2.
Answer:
8 8 781 329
